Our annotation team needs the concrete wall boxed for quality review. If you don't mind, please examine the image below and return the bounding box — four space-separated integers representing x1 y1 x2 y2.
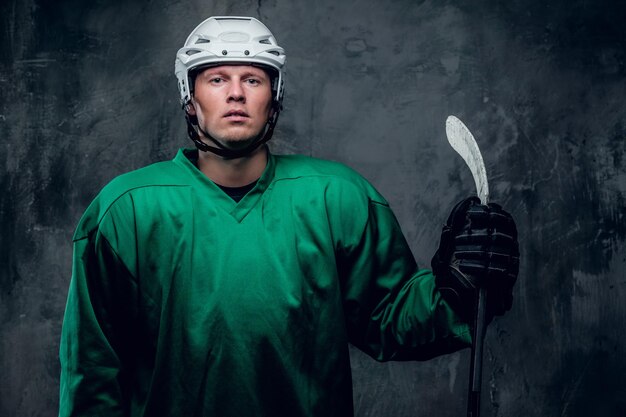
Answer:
1 0 625 415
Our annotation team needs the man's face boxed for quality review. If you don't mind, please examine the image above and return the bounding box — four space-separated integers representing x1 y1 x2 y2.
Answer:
188 65 274 150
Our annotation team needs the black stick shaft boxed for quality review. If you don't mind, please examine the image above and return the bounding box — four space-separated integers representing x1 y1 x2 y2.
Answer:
467 288 487 417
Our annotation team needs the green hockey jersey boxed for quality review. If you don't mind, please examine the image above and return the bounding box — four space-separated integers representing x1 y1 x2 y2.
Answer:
59 148 471 417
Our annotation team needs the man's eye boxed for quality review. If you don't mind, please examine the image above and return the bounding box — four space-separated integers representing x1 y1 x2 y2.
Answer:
209 77 223 84
246 78 260 85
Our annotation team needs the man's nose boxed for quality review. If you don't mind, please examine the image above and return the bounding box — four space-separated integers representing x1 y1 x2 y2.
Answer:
227 81 245 102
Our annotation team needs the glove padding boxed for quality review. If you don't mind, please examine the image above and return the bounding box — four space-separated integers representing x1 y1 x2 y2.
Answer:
431 197 520 323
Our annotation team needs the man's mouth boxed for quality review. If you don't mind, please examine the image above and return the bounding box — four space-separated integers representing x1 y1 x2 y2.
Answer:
224 110 249 118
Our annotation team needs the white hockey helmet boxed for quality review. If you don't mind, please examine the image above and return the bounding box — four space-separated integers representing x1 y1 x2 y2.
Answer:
175 16 286 107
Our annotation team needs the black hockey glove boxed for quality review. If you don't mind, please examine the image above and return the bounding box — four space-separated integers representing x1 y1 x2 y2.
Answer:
431 197 520 323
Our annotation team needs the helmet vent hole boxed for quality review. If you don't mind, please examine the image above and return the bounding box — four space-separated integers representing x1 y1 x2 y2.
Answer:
195 38 211 44
267 51 280 56
186 49 201 56
259 38 272 44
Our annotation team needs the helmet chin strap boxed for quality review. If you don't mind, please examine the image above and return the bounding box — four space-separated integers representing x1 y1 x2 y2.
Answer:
185 108 280 160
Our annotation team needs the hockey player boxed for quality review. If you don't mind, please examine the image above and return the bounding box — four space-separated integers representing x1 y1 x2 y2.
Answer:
59 16 519 417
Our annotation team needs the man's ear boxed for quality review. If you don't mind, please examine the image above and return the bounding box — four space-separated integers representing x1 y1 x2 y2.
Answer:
186 101 197 116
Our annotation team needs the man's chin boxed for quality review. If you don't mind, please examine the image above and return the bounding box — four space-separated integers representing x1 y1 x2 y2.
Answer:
200 133 260 151
220 137 259 150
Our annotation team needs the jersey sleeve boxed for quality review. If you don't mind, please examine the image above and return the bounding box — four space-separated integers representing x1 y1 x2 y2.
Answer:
333 181 471 361
59 196 139 417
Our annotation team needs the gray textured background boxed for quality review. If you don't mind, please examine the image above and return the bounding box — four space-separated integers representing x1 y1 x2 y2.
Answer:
1 0 625 416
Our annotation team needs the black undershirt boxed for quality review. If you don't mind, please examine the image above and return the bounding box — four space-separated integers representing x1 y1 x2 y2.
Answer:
183 149 258 203
216 180 258 202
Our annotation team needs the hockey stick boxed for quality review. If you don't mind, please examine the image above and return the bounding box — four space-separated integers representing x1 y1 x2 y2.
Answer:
445 115 489 417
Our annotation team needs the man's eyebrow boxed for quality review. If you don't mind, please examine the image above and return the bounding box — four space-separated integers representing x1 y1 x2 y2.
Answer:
240 69 268 78
201 69 226 77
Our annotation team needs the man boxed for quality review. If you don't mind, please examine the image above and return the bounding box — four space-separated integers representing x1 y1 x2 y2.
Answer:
59 16 519 417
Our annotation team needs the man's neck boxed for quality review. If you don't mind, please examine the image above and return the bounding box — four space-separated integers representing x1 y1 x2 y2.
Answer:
196 145 268 187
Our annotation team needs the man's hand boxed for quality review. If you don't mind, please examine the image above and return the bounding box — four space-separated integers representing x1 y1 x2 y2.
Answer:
431 197 520 323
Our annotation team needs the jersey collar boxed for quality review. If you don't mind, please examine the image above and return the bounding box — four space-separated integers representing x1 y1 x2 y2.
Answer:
173 147 277 223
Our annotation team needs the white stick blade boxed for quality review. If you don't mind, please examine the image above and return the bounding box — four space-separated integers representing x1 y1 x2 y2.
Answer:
445 115 489 204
